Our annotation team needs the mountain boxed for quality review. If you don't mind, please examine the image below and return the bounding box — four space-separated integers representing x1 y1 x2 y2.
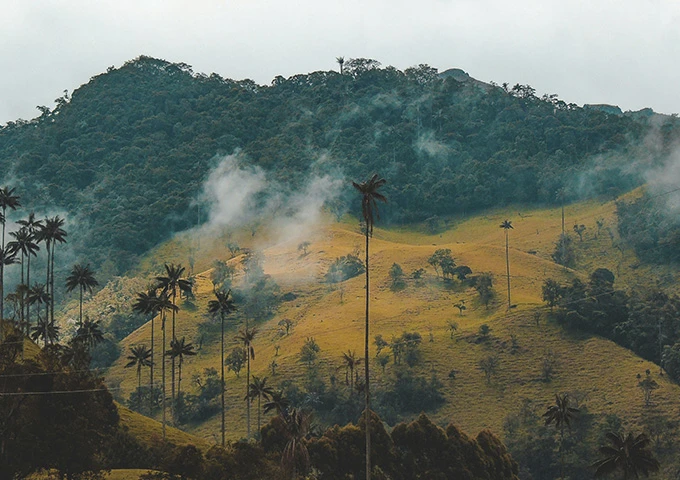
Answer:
1 56 675 278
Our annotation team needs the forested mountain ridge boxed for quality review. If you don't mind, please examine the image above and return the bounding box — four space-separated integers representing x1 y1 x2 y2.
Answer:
0 55 674 274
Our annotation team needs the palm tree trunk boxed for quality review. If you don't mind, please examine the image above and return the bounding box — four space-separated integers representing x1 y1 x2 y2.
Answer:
559 426 564 480
257 395 261 434
246 354 251 438
221 312 226 447
138 366 142 404
45 242 50 332
178 356 183 421
171 287 176 423
364 228 371 480
25 254 31 335
50 244 55 325
505 230 511 309
79 285 83 325
0 212 5 341
161 312 167 440
150 315 155 415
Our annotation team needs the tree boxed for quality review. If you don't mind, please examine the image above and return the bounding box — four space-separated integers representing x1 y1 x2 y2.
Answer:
0 245 17 340
542 279 563 312
226 347 246 377
593 432 660 479
282 408 312 479
446 320 459 339
207 287 236 447
65 264 99 326
352 173 386 480
264 390 290 417
236 326 258 438
341 349 362 391
278 318 293 335
573 224 586 241
8 227 39 335
453 300 466 316
297 241 311 256
37 216 67 326
428 248 454 278
336 56 345 75
479 355 499 383
247 375 274 434
543 393 579 479
552 233 575 268
72 317 104 351
474 273 494 308
30 315 60 347
388 263 405 290
125 344 152 402
0 186 20 337
500 220 513 309
166 336 196 419
132 287 161 415
156 263 192 415
299 337 320 367
637 370 659 407
17 213 43 331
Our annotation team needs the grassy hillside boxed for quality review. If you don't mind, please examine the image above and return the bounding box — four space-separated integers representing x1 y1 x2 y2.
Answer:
103 191 680 448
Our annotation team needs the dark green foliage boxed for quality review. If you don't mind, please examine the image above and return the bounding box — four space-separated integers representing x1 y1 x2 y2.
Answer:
617 191 680 264
374 370 444 424
552 233 576 267
389 262 406 290
0 56 656 276
299 337 320 366
89 335 121 369
325 253 365 283
428 248 454 278
473 272 494 307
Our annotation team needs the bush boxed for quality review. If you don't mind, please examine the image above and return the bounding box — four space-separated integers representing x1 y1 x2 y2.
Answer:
325 254 365 283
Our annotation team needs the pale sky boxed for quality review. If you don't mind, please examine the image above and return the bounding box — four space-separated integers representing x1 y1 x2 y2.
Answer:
2 0 680 124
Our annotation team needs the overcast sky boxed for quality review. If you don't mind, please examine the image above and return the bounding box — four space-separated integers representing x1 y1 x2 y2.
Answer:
2 0 679 124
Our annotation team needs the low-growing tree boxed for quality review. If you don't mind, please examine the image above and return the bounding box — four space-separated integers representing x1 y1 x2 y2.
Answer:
298 241 311 256
637 370 659 407
446 320 458 339
573 224 586 241
453 300 466 315
474 273 494 308
278 318 293 336
552 233 576 268
226 347 246 378
388 263 405 291
542 279 562 312
542 350 558 381
299 337 320 367
374 334 388 356
478 324 491 339
479 355 499 383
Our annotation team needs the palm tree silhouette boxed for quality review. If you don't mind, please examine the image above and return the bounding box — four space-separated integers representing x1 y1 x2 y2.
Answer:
8 227 39 335
17 213 43 330
152 291 177 439
156 263 192 411
207 287 236 447
352 173 386 480
544 393 579 479
65 264 99 326
27 283 50 329
0 186 20 337
592 432 660 479
341 350 362 392
236 326 258 438
30 314 60 347
125 344 153 409
263 389 290 418
166 336 196 422
336 56 345 75
499 220 513 309
133 287 161 414
37 216 67 325
247 375 274 434
282 408 312 479
0 245 17 339
72 317 104 351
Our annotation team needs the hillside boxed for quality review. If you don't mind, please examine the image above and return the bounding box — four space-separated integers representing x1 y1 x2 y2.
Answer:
103 190 680 458
1 56 672 280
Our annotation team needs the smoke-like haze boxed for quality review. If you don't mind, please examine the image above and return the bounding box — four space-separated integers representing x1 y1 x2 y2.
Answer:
198 152 344 246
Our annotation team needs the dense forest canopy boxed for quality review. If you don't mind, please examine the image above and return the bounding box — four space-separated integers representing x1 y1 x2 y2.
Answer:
1 55 676 274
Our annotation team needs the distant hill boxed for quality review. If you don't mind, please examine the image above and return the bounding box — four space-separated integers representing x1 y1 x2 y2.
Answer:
1 56 676 276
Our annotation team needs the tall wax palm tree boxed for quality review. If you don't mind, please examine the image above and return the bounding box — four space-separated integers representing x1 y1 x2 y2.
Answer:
156 263 192 409
500 220 513 309
0 186 20 337
207 288 236 447
8 227 39 334
593 432 660 479
133 288 161 414
17 213 43 329
37 216 67 325
236 326 258 438
125 344 153 409
247 375 274 434
154 291 178 439
166 336 196 422
341 350 362 392
0 246 17 339
544 393 579 479
65 264 99 326
336 56 345 75
352 173 386 480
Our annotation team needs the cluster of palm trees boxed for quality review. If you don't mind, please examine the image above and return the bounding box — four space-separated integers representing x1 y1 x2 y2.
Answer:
0 187 84 350
129 264 194 439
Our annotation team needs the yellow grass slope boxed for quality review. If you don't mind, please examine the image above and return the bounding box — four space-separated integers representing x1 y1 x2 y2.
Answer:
106 192 680 445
